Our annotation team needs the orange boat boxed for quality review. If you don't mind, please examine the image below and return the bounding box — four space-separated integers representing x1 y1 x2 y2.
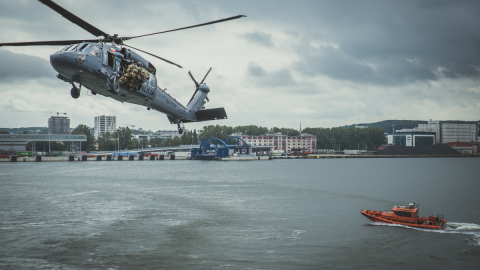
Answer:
361 203 447 229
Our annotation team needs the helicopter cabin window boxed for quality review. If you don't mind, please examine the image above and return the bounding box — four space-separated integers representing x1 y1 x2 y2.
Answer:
148 62 156 76
107 52 115 69
89 45 101 58
148 75 157 88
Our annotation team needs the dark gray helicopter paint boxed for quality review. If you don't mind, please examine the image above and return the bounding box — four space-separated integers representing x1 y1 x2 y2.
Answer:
0 0 244 133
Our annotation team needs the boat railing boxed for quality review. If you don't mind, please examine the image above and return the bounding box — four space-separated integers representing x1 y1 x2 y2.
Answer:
428 214 444 220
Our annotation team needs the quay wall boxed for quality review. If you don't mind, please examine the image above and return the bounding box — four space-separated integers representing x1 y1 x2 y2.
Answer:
1 154 478 163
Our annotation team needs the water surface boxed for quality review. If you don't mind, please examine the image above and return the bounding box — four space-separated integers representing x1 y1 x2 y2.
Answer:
1 158 479 269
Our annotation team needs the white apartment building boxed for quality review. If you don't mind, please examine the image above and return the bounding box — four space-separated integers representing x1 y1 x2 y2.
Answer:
94 115 116 139
236 132 316 152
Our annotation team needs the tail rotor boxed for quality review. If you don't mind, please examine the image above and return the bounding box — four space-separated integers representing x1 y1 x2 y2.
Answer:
187 68 212 105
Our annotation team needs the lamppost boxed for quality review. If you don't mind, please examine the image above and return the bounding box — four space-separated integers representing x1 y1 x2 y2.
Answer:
391 124 395 145
286 131 289 154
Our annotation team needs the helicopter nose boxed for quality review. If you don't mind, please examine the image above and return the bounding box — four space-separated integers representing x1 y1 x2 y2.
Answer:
50 52 85 79
50 52 74 73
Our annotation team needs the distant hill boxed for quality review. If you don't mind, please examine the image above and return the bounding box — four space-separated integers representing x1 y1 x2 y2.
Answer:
343 120 478 133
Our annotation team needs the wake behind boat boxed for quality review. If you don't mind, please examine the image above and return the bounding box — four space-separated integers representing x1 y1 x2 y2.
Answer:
361 203 447 229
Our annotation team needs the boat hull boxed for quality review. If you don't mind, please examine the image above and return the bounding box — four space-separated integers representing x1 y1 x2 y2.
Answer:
361 210 446 229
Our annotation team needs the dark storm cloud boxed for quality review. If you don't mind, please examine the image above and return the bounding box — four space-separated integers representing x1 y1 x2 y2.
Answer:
214 0 480 85
0 50 55 82
239 30 274 48
297 1 480 85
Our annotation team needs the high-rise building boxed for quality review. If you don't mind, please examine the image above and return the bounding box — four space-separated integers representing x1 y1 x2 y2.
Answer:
418 120 477 143
94 115 116 139
48 116 70 134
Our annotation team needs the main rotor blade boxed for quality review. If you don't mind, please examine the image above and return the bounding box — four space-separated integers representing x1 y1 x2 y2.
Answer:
126 15 246 40
0 39 99 47
200 67 212 84
123 44 183 68
39 0 109 38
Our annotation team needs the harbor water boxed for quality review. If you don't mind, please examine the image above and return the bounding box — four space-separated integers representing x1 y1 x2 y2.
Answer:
1 158 479 269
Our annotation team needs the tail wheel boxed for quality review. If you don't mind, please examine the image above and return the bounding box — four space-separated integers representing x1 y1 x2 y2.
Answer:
110 77 120 94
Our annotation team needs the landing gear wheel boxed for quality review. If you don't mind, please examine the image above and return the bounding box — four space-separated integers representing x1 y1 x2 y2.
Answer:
177 122 183 134
110 76 120 94
71 87 80 99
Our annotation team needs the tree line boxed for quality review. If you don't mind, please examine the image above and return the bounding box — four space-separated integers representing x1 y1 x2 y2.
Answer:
21 123 386 152
303 126 386 150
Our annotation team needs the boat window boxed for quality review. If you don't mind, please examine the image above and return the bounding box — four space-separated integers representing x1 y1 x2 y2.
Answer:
394 211 412 217
89 45 101 58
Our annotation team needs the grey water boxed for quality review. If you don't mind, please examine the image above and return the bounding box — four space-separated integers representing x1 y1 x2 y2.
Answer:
1 158 479 269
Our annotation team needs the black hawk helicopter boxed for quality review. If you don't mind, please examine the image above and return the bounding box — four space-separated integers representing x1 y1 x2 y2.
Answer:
0 0 246 134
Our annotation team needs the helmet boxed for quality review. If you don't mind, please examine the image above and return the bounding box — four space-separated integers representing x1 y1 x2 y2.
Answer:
137 62 143 67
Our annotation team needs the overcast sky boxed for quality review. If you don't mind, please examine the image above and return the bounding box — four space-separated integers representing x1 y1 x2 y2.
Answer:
1 0 479 132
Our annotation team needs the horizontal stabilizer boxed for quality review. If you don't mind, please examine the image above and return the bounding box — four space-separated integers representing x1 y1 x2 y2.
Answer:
196 107 228 122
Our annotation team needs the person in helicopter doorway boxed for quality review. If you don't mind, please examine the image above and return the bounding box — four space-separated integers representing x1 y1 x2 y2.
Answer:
118 60 138 88
135 62 150 88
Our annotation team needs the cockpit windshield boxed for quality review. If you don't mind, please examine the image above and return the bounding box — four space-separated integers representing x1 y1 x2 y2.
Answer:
79 43 90 52
68 44 79 51
61 45 72 51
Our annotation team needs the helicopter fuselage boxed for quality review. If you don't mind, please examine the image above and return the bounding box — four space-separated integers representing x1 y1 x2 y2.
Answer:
50 42 208 123
1 0 241 130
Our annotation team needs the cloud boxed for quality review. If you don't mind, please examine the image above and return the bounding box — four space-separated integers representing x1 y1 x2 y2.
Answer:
246 62 296 87
0 50 56 83
239 30 274 48
0 0 479 131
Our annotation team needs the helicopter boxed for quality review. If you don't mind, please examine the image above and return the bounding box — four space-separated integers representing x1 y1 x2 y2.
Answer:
0 0 246 134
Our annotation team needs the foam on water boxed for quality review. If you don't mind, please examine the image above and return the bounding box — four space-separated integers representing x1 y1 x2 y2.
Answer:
370 221 480 246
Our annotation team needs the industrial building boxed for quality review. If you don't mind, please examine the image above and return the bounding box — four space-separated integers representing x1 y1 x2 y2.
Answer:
94 115 116 139
386 129 437 146
234 132 316 152
48 115 70 134
444 142 479 155
418 120 477 143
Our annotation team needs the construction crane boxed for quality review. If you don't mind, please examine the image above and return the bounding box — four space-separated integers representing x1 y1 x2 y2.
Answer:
56 112 67 116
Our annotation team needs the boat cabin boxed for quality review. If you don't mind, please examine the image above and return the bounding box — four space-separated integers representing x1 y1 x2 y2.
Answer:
382 203 419 224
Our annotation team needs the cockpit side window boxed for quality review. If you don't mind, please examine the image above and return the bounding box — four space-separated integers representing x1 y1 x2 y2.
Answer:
89 45 101 58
